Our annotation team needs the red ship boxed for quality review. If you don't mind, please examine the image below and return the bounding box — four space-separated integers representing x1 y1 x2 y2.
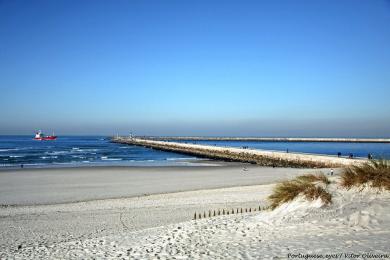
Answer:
34 130 57 141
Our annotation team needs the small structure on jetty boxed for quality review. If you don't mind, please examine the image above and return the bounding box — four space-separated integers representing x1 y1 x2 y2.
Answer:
112 137 365 168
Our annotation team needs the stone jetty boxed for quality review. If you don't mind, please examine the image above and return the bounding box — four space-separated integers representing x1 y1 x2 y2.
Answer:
143 136 390 143
112 137 365 168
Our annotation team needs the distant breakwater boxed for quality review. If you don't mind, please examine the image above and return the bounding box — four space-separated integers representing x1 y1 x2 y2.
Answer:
142 136 390 143
112 137 365 168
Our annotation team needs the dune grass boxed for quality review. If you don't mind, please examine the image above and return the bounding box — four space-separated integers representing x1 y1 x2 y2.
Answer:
296 173 331 185
268 173 331 209
341 159 390 191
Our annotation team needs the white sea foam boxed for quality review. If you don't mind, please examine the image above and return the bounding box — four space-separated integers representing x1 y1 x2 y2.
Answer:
101 158 122 161
72 155 86 159
166 157 197 161
0 148 19 152
48 151 70 155
40 156 58 159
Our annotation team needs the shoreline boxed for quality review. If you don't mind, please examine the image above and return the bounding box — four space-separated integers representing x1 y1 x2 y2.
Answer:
0 159 224 171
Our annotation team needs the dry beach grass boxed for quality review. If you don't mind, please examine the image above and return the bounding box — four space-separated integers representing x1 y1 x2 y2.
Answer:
341 159 390 190
268 173 332 209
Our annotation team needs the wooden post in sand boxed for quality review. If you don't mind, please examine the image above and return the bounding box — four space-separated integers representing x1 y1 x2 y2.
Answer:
194 212 197 220
199 213 201 219
222 209 225 215
213 210 216 217
203 212 206 218
241 208 243 213
259 206 261 211
209 210 211 217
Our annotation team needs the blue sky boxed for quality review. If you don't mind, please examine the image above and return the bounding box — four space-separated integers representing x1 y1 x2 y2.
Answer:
0 0 389 136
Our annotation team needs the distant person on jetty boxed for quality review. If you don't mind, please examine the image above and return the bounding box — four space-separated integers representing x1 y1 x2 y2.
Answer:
337 152 341 157
286 148 289 153
349 153 354 159
368 153 373 160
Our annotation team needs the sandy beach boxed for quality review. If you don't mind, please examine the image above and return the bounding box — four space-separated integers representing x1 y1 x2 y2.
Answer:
1 165 388 259
0 164 317 206
0 165 323 256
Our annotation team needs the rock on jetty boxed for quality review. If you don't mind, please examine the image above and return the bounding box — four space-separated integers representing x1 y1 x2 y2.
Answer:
112 137 365 168
143 136 390 143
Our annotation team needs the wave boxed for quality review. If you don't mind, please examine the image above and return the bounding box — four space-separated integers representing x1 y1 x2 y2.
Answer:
166 157 197 161
72 148 99 152
0 148 20 152
101 158 122 161
40 156 58 159
46 151 71 155
71 155 86 159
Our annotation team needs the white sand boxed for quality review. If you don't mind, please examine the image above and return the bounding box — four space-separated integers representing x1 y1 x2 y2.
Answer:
0 165 317 205
1 167 389 259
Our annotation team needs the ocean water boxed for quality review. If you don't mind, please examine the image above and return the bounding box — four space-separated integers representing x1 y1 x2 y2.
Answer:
0 136 197 168
2 136 389 169
174 140 390 159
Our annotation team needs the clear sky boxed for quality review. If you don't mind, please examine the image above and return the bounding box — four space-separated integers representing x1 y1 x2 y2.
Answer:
0 0 389 137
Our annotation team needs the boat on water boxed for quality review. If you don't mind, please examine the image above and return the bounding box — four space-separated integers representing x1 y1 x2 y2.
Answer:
34 130 57 141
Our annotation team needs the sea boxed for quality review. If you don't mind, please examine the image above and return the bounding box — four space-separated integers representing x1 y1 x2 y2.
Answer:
0 136 198 169
1 136 389 169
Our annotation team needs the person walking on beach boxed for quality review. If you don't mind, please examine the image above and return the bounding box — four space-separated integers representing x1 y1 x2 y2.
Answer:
330 169 333 176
